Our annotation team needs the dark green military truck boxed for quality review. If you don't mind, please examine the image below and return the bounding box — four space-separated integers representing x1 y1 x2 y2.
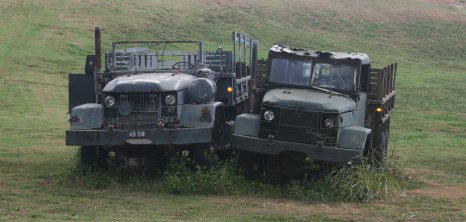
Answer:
232 45 396 174
66 26 258 169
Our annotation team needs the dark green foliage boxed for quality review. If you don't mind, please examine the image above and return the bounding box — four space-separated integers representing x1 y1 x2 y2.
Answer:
56 152 160 191
162 156 247 195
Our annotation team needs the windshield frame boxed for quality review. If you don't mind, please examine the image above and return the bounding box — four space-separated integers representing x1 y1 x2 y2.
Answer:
268 56 313 87
310 62 358 92
108 41 203 76
267 56 361 92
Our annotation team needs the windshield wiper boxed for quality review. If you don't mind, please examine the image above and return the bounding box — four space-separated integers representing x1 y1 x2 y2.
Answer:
311 86 348 98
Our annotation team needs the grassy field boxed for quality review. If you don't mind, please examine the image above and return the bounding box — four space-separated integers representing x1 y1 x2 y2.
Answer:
1 0 466 220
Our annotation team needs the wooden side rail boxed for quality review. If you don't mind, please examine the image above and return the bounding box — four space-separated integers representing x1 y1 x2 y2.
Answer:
367 63 397 103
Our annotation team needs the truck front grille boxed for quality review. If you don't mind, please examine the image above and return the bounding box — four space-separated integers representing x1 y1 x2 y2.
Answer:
118 93 158 113
259 107 338 147
279 108 320 128
277 126 337 146
105 92 160 130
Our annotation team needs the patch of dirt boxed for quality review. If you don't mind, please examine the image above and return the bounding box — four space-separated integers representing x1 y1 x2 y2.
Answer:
413 0 465 6
408 183 466 202
405 168 466 202
0 0 17 7
210 196 376 221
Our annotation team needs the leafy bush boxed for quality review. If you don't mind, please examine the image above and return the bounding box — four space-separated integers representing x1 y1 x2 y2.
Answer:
162 156 246 195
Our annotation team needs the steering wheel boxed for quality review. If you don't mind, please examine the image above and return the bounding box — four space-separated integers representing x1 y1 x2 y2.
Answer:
171 61 196 70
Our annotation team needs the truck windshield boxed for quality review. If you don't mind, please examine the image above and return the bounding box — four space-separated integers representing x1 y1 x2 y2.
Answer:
269 58 312 86
312 63 356 91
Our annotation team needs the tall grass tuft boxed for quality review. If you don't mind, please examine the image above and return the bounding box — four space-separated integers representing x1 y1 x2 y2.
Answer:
274 155 409 202
329 158 403 202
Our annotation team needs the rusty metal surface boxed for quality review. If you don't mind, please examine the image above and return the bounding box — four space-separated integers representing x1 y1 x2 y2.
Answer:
269 45 371 64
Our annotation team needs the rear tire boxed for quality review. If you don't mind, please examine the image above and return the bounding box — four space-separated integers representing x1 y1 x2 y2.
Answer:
214 149 234 161
236 150 259 176
368 124 388 165
375 129 388 163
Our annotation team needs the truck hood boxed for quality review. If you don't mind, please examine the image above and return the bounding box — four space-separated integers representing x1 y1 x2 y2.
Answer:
262 88 356 112
103 73 197 92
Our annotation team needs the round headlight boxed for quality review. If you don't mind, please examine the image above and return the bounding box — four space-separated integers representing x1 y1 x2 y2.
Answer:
188 78 217 104
323 118 335 128
264 110 275 121
104 96 116 108
165 94 176 105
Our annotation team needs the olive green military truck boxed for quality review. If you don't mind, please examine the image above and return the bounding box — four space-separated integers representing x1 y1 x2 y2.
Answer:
232 45 396 175
66 26 258 170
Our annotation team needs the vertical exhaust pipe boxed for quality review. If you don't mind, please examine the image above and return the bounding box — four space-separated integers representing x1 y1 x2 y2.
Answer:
248 40 259 113
251 40 258 80
94 26 103 99
95 25 102 72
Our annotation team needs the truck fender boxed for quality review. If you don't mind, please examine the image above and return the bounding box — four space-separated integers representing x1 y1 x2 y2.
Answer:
179 102 223 128
69 103 104 130
233 114 261 137
337 126 371 150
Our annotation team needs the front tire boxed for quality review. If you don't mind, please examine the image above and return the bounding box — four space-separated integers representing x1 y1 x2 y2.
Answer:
236 150 256 176
189 143 212 169
80 146 108 168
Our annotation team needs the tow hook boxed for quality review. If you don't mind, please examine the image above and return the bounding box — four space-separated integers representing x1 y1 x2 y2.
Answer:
65 112 72 123
157 119 165 129
267 134 275 146
315 141 324 152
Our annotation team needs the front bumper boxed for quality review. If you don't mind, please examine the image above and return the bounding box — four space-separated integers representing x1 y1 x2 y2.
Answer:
66 127 211 146
232 134 362 164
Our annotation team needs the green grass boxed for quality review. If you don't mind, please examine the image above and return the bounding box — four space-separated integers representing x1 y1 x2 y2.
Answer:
1 0 466 220
57 152 410 203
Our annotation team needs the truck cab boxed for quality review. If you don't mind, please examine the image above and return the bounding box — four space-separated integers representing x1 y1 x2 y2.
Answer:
66 26 258 170
232 45 396 174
